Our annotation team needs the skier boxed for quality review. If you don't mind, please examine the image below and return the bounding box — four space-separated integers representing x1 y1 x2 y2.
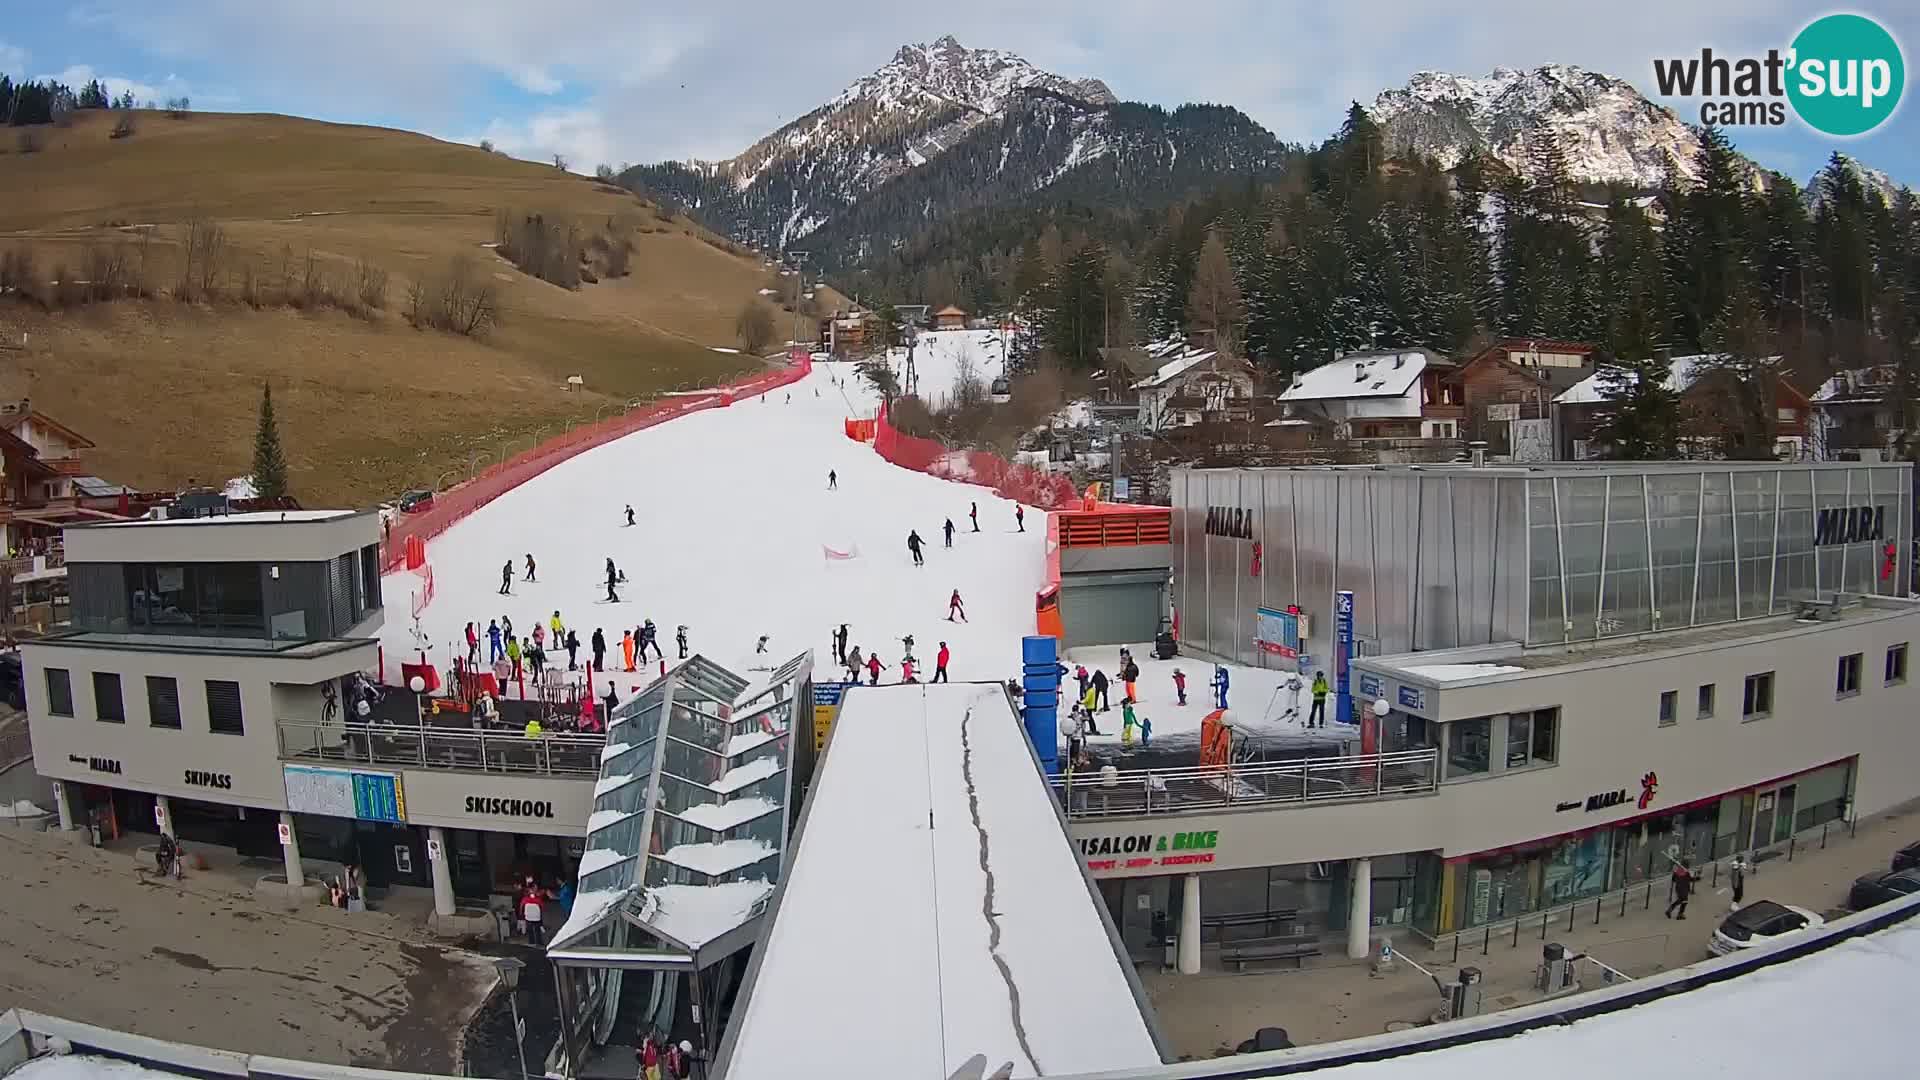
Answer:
1308 670 1330 727
590 628 607 672
488 619 504 664
621 629 636 672
639 619 663 662
901 656 917 683
934 641 950 683
564 628 581 671
1092 668 1110 712
899 634 916 663
676 624 689 660
502 614 515 642
464 622 480 667
969 502 980 532
828 469 837 490
528 638 546 683
907 530 925 567
1074 665 1090 699
499 560 513 595
524 553 537 582
604 558 619 603
1212 664 1230 709
1172 668 1187 706
756 634 770 654
1015 505 1025 532
550 610 564 642
531 622 545 652
1078 687 1103 735
1122 657 1139 703
1121 700 1137 748
865 652 886 686
845 644 863 683
625 505 636 527
946 589 967 622
1139 714 1153 747
506 635 523 684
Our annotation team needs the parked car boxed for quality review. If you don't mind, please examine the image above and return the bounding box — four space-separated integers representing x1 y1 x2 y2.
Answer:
397 489 435 514
1891 840 1920 873
1708 900 1825 956
1848 869 1920 911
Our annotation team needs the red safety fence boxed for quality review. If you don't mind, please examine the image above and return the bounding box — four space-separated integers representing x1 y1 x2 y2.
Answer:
872 402 1081 510
382 357 812 571
844 418 878 442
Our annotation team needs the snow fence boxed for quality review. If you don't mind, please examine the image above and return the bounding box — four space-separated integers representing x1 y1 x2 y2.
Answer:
381 356 812 572
870 402 1081 510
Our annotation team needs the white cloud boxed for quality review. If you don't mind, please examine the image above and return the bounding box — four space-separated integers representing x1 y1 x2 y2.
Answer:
507 66 563 95
0 40 28 75
43 63 179 105
460 106 615 173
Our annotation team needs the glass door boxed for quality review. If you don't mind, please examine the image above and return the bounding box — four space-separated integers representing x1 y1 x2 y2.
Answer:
1772 784 1798 842
1752 790 1777 850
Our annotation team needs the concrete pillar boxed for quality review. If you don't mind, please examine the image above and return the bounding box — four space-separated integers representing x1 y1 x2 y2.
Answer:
1347 857 1373 960
154 794 176 839
52 781 75 832
1177 873 1202 975
428 827 456 917
280 811 305 888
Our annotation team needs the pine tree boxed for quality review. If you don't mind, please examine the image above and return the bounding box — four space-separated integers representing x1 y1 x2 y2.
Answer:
1593 354 1684 460
1696 286 1781 460
250 382 290 499
1662 127 1753 350
1598 193 1664 361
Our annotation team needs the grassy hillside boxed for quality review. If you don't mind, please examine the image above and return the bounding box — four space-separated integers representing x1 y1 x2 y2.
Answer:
0 109 794 506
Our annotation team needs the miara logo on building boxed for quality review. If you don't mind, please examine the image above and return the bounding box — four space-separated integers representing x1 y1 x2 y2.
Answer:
1654 13 1905 135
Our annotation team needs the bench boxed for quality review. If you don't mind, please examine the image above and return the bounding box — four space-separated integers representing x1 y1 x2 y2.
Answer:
1202 909 1299 940
1219 940 1322 972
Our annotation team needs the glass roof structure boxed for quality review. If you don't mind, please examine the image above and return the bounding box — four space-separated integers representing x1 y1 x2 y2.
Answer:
548 651 810 967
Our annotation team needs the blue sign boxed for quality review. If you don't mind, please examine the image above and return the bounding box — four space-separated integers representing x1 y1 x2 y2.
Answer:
352 773 405 824
813 682 850 706
1357 673 1383 700
1335 591 1354 726
1397 685 1426 713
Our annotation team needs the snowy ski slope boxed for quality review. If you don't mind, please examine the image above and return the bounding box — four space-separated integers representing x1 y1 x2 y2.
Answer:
892 327 1007 408
381 360 1046 692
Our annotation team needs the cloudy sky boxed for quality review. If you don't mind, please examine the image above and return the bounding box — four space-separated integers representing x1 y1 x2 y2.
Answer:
5 2 1916 186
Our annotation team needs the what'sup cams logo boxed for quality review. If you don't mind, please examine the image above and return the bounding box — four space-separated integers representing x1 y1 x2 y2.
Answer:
1654 13 1904 136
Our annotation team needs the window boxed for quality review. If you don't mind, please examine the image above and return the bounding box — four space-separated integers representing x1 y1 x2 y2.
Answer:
1697 683 1715 719
1658 690 1678 728
1446 717 1492 777
205 680 244 735
1837 652 1863 698
1888 644 1909 686
45 668 74 717
125 562 266 637
92 672 125 723
1743 672 1774 720
1506 707 1558 767
146 676 181 729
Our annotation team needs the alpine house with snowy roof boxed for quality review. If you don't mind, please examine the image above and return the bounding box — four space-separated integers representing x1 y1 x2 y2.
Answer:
1275 348 1462 442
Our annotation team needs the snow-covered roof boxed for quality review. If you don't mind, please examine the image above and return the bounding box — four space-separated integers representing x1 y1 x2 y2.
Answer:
718 683 1161 1080
1555 353 1784 405
1813 366 1898 403
1279 351 1429 402
1130 349 1217 389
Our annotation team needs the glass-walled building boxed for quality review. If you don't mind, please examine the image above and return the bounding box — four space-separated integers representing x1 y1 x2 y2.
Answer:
1172 462 1913 666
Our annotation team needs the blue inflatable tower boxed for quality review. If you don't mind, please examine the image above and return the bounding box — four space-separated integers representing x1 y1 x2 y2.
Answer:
1020 635 1061 775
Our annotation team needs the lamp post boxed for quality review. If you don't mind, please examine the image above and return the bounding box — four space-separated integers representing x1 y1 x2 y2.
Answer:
493 957 531 1080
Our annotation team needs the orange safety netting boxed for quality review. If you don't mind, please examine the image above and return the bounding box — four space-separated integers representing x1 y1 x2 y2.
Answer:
871 402 1081 510
381 358 812 571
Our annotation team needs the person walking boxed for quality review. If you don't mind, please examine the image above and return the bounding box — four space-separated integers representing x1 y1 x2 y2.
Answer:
605 558 620 603
1092 668 1110 712
1122 657 1139 703
591 627 607 672
1015 505 1025 532
602 682 619 724
524 553 537 582
528 639 546 683
521 885 546 947
1729 854 1753 907
506 635 523 684
465 622 480 667
488 619 504 664
1074 665 1090 699
1079 684 1104 734
845 644 863 683
943 518 955 548
828 469 837 490
676 624 689 660
866 652 886 686
640 1037 661 1080
934 641 950 683
499 560 514 595
639 620 663 662
1212 664 1230 709
947 589 967 622
907 530 925 566
625 505 636 527
1309 670 1330 727
622 629 636 672
969 502 980 532
1665 860 1696 920
1172 668 1187 706
565 628 581 671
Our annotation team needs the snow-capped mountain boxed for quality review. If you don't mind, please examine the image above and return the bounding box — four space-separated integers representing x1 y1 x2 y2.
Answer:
1369 65 1702 188
1808 153 1905 210
628 36 1121 250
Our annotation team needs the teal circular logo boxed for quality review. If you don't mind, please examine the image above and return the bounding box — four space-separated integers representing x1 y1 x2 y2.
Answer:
1787 13 1905 136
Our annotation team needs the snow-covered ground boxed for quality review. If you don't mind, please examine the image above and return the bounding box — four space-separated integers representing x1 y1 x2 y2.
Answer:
1064 644 1341 753
893 327 1007 409
722 682 1160 1080
380 360 1046 691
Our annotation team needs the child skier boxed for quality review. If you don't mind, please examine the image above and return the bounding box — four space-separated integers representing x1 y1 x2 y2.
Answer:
947 589 967 622
865 652 886 686
901 656 916 683
550 610 564 642
531 622 545 651
1172 668 1187 706
506 635 523 683
1121 700 1137 748
488 620 504 663
1212 664 1230 709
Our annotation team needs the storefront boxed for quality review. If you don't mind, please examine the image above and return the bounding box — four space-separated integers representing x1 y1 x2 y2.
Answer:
396 767 591 900
1420 757 1856 935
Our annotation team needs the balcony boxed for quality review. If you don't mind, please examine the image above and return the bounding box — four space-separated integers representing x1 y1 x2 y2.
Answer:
277 718 607 778
1050 747 1438 818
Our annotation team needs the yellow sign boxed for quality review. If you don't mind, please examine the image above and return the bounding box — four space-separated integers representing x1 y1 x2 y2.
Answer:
813 705 836 752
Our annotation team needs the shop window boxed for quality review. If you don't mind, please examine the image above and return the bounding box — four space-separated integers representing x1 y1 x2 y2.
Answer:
146 676 181 729
1447 717 1491 777
1743 672 1773 720
1697 683 1715 719
1658 690 1677 728
1887 644 1908 686
206 680 245 735
1836 652 1863 698
92 672 125 723
1508 708 1559 767
45 668 73 717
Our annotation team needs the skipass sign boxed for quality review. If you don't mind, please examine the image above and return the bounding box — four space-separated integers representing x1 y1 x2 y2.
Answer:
1652 13 1904 136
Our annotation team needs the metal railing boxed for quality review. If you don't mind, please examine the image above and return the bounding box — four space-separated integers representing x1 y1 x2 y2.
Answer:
276 718 607 777
1051 747 1439 817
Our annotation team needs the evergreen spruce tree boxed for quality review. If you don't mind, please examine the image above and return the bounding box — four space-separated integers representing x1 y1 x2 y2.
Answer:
250 383 290 499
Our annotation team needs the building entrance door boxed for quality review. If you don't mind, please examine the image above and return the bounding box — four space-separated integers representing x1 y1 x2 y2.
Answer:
1751 783 1800 849
1771 784 1798 843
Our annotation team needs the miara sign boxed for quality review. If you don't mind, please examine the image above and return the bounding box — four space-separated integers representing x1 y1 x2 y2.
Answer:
1205 507 1255 540
1814 505 1885 547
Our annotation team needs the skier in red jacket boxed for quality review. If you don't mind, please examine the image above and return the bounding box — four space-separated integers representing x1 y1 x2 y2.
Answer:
947 589 967 622
934 641 951 683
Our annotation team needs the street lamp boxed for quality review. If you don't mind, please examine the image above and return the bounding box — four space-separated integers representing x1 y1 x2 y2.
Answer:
493 957 531 1080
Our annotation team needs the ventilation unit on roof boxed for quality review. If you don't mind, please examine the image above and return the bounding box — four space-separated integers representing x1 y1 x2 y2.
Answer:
1393 354 1405 368
1354 366 1368 382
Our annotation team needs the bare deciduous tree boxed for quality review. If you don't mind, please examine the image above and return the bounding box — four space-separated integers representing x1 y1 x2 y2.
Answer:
177 217 228 300
407 256 498 338
110 112 136 139
735 301 776 354
354 258 389 310
552 153 569 172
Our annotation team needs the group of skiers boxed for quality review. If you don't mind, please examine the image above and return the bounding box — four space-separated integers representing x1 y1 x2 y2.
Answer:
906 500 1025 568
1063 648 1155 761
465 604 692 694
830 624 955 686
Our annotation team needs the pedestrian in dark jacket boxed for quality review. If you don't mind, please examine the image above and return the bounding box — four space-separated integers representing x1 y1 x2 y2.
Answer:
565 629 580 670
1092 669 1110 711
591 628 607 672
1664 860 1696 919
499 560 514 595
969 502 980 531
604 558 619 603
1015 505 1025 532
943 518 955 547
488 620 504 663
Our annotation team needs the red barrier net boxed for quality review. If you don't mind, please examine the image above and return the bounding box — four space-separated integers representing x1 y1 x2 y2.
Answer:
382 357 812 571
872 402 1081 510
